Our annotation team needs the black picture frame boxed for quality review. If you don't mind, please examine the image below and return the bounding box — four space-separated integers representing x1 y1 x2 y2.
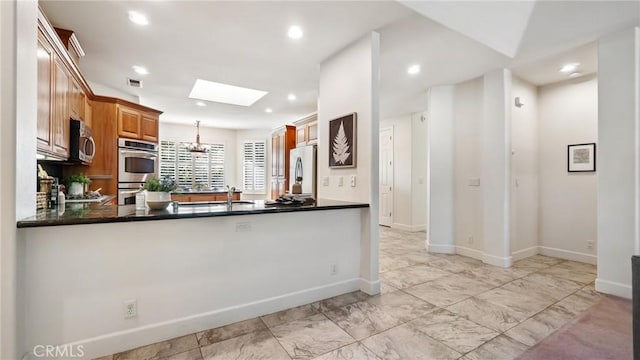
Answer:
568 143 596 172
328 113 357 168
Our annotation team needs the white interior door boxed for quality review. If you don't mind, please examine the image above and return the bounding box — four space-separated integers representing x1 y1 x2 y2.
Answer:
379 127 394 226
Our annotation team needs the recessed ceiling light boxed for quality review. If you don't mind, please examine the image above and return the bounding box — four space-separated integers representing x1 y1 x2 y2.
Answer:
195 101 206 107
569 72 583 78
132 65 148 75
407 64 421 75
128 11 149 26
288 93 297 101
287 25 303 39
265 108 273 113
560 63 580 73
189 79 268 107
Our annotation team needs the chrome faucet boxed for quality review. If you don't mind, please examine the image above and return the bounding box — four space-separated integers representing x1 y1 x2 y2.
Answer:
226 185 236 208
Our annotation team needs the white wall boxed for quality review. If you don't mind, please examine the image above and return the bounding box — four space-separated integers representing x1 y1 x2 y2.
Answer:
597 27 640 298
88 81 140 104
21 209 365 359
411 112 428 231
482 69 512 267
318 32 380 294
453 77 484 253
235 129 272 200
538 75 597 263
427 86 456 253
159 122 238 188
0 1 18 358
510 76 539 258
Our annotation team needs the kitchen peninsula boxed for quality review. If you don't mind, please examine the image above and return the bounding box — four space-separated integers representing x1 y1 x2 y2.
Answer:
17 200 372 359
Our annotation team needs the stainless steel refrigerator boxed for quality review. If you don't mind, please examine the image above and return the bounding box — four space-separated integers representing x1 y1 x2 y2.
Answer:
289 145 317 198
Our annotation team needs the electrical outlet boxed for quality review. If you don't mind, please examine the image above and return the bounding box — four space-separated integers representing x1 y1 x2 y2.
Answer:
587 240 594 250
337 176 343 187
123 299 137 319
468 236 474 244
322 176 329 186
330 263 338 276
236 222 251 232
350 175 356 187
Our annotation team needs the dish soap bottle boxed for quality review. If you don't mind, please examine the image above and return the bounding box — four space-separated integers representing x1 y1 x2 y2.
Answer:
135 189 146 210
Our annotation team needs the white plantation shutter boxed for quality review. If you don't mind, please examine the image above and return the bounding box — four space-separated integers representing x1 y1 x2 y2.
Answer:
243 140 266 193
159 140 225 188
209 144 225 188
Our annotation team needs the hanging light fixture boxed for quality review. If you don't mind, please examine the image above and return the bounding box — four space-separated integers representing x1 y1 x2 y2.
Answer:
188 121 208 155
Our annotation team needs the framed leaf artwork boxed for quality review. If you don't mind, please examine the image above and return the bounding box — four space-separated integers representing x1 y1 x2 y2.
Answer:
329 113 357 168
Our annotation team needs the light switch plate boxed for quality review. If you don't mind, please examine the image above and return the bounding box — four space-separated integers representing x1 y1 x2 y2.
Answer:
350 175 356 187
322 176 329 186
468 178 480 186
337 176 343 187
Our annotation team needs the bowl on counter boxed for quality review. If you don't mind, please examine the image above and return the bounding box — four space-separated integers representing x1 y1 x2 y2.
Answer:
146 200 171 210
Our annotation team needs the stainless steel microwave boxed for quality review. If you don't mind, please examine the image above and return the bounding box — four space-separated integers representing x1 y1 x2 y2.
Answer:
69 119 95 164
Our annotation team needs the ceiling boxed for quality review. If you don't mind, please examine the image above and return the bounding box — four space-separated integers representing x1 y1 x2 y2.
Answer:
40 1 639 130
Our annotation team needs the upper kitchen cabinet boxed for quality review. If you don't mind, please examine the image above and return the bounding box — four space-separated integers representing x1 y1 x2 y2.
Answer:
117 104 160 142
36 8 91 160
294 113 318 147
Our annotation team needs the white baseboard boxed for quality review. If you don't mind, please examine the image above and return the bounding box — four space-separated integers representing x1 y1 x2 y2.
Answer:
57 279 361 360
538 246 597 265
455 245 484 261
428 243 456 254
359 278 381 295
595 278 631 299
512 246 539 261
483 253 513 268
391 223 426 232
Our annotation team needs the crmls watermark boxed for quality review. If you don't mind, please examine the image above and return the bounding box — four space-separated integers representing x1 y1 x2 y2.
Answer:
32 344 85 358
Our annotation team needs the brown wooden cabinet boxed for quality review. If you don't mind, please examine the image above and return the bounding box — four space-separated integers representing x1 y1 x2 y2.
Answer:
68 77 85 121
270 125 296 199
51 54 70 158
294 113 318 147
117 105 159 142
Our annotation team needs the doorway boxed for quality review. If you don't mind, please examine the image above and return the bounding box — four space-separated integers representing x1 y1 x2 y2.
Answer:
379 127 393 226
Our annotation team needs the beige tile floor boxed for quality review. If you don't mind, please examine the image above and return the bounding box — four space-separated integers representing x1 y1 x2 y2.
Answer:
99 226 601 360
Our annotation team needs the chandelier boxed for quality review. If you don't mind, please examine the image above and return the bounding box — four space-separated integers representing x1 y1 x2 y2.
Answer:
187 120 208 155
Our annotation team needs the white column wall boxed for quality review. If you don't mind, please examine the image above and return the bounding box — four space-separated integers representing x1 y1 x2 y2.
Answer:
318 32 380 294
596 27 640 298
427 86 456 253
482 69 512 267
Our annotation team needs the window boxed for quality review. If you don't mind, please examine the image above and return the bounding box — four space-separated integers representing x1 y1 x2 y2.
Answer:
243 140 266 193
160 140 225 188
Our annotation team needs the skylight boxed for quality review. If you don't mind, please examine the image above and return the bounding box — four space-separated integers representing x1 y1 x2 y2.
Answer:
188 79 268 107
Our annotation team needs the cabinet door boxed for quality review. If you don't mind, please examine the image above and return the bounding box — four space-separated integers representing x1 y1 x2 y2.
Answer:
277 134 285 177
296 126 306 146
84 98 93 128
37 32 53 153
271 134 279 177
52 55 70 158
117 106 141 139
68 78 84 120
140 113 158 142
171 194 192 202
271 178 279 199
307 122 318 144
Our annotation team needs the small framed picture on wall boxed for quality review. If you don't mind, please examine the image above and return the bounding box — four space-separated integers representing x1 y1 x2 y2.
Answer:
329 113 357 168
568 143 596 172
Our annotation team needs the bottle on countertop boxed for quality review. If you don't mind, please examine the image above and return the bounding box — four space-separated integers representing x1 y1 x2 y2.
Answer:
58 191 65 208
135 189 147 210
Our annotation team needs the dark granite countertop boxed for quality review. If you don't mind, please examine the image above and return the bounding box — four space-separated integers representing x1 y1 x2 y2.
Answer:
17 199 369 228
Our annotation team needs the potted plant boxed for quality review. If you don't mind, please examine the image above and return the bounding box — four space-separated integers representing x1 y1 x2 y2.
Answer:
64 173 91 197
143 175 177 205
